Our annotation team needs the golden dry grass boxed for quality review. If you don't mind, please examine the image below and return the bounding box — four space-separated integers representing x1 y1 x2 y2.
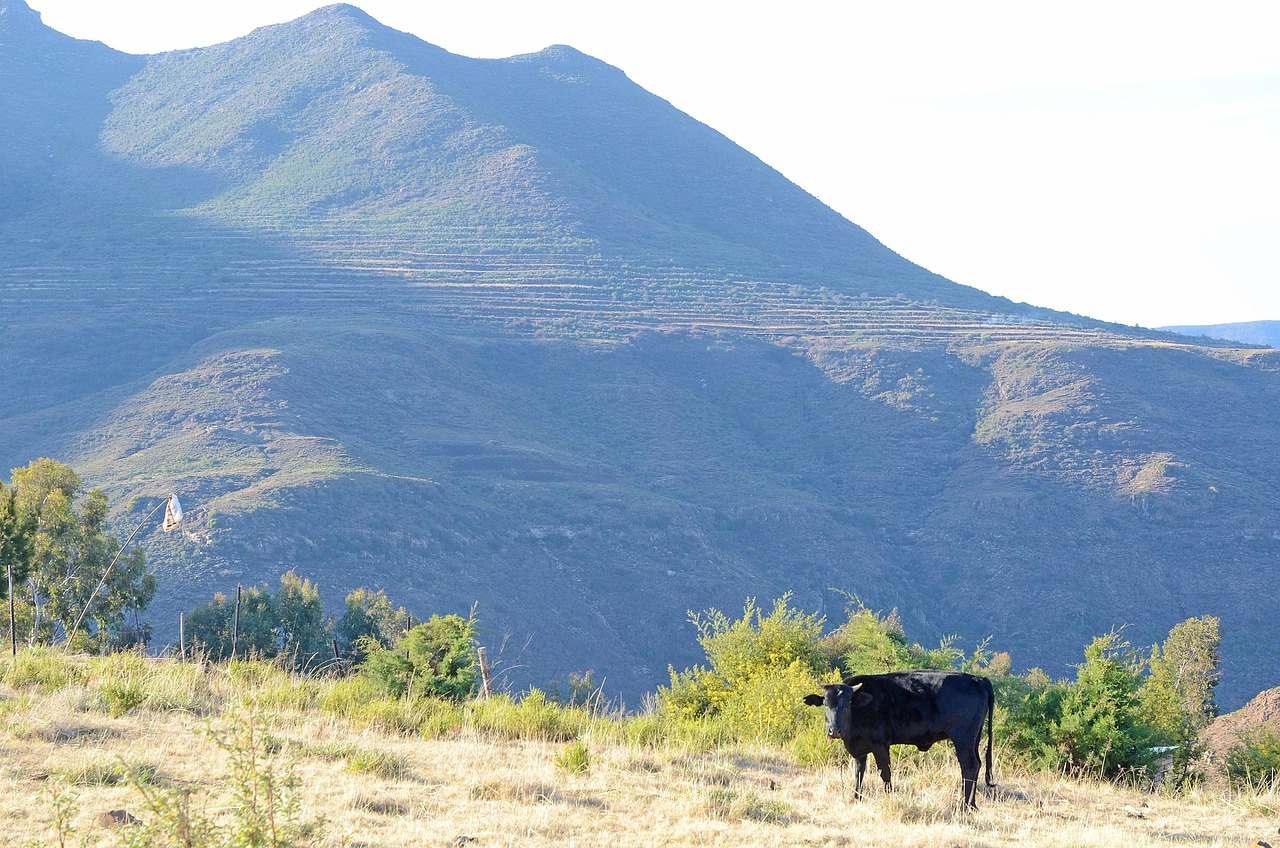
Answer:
1 660 1276 848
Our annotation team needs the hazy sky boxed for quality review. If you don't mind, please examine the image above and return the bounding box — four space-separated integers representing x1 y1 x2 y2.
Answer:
26 1 1280 328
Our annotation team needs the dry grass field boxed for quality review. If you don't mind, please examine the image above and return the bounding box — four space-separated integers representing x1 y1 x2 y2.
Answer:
1 655 1275 848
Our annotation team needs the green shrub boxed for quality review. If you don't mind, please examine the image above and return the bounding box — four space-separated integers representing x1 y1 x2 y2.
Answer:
820 598 968 675
357 643 414 697
996 668 1069 771
659 595 827 742
1056 631 1157 778
821 605 914 674
999 632 1157 779
1227 727 1280 790
717 659 820 745
554 739 591 775
403 614 478 700
99 678 148 717
357 613 478 702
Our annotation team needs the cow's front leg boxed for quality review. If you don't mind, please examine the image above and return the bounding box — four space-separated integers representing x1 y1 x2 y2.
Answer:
871 746 892 792
852 754 867 798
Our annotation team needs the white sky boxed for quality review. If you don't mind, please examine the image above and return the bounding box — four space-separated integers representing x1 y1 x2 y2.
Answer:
26 0 1280 327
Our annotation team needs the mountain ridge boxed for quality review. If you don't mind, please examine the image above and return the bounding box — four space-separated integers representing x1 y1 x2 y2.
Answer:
1164 320 1280 348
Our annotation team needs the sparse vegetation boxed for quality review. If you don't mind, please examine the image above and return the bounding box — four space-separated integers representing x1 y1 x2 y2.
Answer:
2 646 1276 847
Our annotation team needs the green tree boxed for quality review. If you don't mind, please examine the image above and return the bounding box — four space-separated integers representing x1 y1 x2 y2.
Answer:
1140 615 1221 784
0 485 36 653
272 570 330 668
185 585 277 660
1055 630 1156 778
1 485 35 598
4 460 157 649
10 458 81 521
335 586 409 660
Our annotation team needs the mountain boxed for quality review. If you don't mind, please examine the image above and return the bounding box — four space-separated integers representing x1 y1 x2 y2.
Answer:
1164 321 1280 348
3 2 1278 707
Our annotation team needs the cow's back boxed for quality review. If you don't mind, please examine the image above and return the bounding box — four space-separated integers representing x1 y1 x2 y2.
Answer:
845 671 989 748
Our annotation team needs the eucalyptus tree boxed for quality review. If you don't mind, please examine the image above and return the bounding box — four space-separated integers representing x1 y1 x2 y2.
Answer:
5 459 158 648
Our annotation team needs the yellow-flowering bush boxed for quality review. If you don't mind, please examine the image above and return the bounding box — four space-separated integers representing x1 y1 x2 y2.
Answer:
658 595 830 744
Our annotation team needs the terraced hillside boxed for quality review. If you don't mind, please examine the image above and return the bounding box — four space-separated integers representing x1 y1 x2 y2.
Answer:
2 0 1278 706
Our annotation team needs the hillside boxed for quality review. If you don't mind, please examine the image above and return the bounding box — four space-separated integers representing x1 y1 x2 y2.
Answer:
2 1 1279 708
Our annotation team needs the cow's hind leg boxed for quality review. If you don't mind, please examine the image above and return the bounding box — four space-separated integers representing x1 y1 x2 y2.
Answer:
956 742 981 808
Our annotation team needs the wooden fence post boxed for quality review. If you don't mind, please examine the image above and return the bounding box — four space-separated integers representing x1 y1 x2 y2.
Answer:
179 612 186 662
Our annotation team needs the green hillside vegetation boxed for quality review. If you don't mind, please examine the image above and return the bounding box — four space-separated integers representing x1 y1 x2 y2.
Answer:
2 0 1279 711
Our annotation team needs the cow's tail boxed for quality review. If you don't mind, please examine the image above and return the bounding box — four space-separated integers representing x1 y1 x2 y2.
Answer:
983 677 996 788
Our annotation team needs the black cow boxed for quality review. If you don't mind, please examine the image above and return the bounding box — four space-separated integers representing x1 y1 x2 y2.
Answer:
803 670 995 806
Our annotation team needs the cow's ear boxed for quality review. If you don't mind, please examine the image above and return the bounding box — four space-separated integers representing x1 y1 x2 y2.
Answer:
803 694 823 707
851 690 874 708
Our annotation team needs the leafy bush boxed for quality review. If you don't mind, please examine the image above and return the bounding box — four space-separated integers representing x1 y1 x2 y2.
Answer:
659 595 827 740
821 598 968 675
358 613 478 701
996 668 1070 771
554 739 591 775
1227 728 1280 790
999 632 1157 779
820 604 914 674
1057 631 1158 777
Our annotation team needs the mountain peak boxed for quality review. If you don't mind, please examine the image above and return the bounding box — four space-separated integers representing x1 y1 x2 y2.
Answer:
0 0 48 37
299 3 382 27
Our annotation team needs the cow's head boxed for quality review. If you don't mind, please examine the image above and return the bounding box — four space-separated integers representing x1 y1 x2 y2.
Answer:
803 682 871 739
